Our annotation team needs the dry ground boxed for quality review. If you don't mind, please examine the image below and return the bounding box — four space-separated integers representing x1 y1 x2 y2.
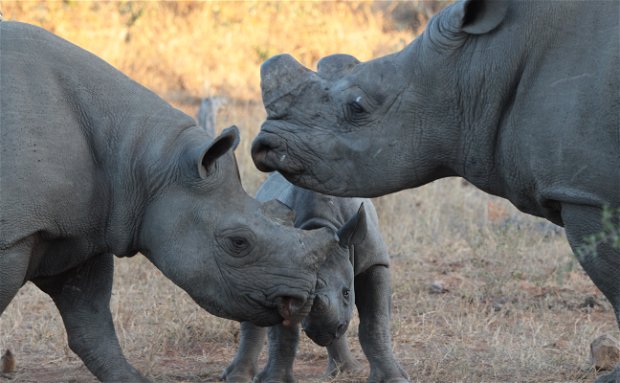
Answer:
1 2 618 382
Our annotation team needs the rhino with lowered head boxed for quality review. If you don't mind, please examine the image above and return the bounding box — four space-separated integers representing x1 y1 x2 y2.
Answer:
222 173 405 383
251 1 620 381
0 21 341 382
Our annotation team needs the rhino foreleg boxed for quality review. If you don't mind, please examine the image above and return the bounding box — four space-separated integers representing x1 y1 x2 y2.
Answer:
0 238 33 314
562 203 620 383
254 323 300 383
325 335 363 377
355 265 409 383
221 321 266 382
33 253 148 383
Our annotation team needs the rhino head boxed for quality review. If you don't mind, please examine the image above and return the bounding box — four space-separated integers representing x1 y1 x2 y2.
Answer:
139 126 338 326
301 204 366 346
252 0 509 197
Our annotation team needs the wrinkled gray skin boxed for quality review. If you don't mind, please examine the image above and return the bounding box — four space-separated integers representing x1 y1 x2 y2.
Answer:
252 1 620 382
0 21 341 383
222 173 406 383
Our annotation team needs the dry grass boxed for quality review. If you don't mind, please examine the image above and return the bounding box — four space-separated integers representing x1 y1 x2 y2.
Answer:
1 2 618 382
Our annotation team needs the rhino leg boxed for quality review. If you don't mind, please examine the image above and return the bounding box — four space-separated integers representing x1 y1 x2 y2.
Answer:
0 238 33 314
355 265 409 383
325 336 363 377
254 323 300 383
33 253 149 383
562 203 620 383
221 322 266 382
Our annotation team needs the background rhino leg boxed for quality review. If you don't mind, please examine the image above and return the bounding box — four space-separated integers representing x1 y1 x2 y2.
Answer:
561 203 620 383
221 321 266 382
0 238 33 314
355 265 409 383
33 253 149 383
324 336 363 377
254 323 300 383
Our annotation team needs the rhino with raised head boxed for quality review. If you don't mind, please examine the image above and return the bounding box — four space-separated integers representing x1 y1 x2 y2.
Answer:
222 173 406 383
0 21 340 382
251 1 620 382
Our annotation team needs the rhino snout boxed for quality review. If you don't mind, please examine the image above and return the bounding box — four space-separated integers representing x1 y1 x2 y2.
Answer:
276 295 314 326
302 319 349 346
251 133 280 172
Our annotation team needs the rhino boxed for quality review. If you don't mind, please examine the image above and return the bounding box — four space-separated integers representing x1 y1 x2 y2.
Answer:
222 173 406 383
0 21 342 382
251 0 620 382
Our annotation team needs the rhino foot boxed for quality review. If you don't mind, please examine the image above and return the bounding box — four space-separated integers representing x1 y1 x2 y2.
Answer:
368 365 410 383
221 363 256 383
253 369 295 383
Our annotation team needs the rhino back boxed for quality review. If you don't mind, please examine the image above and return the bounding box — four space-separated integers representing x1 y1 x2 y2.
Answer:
0 22 194 253
257 172 389 273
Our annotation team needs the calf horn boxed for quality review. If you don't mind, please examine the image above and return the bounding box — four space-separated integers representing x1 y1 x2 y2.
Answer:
300 227 334 272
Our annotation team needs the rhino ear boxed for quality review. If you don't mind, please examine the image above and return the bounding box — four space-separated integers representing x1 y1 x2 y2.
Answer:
450 0 508 35
317 54 360 80
260 199 295 225
337 203 367 248
198 125 240 178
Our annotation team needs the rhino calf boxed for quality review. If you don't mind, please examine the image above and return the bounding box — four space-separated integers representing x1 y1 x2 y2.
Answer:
222 173 407 383
0 21 341 382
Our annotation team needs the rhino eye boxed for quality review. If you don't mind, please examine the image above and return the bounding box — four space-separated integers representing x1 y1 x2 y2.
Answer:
343 289 351 299
217 229 254 257
349 101 366 115
227 236 250 255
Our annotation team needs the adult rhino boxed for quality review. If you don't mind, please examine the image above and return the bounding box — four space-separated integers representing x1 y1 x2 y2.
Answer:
222 172 405 383
0 21 339 382
251 0 620 382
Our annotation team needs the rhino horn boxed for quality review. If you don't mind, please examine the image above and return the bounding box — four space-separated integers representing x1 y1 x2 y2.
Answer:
300 227 334 272
260 54 314 118
317 54 360 80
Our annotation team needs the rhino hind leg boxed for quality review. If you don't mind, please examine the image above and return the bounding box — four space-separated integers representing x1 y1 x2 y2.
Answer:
222 322 266 382
33 253 149 383
355 265 410 383
325 336 364 377
0 238 33 314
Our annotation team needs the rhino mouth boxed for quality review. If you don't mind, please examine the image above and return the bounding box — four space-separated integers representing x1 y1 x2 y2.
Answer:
276 295 314 326
302 325 337 346
251 126 304 175
245 293 313 326
302 318 350 346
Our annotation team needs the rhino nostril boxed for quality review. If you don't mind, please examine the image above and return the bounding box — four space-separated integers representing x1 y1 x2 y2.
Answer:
251 136 278 172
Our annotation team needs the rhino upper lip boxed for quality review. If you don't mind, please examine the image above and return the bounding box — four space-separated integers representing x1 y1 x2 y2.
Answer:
303 328 335 346
252 126 304 175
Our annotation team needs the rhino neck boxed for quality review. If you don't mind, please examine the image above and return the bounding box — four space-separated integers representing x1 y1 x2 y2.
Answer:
80 85 197 257
446 18 530 197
